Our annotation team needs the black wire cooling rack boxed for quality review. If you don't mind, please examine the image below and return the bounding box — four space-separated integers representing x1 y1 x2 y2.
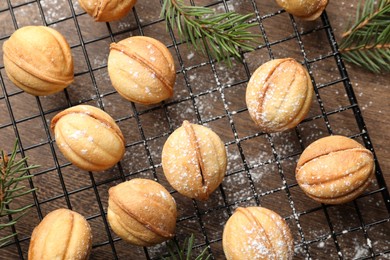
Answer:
0 0 389 259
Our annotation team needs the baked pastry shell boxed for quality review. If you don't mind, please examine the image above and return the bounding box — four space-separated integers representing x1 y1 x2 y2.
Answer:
51 105 125 172
108 36 176 105
296 135 375 204
275 0 329 21
107 178 177 246
162 120 227 200
222 206 294 260
246 58 314 133
28 208 92 260
3 26 74 96
78 0 136 22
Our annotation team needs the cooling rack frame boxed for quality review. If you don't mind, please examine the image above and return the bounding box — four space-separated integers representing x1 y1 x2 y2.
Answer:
0 0 389 259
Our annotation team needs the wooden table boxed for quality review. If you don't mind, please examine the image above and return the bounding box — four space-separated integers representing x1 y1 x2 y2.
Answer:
328 1 389 189
0 0 389 259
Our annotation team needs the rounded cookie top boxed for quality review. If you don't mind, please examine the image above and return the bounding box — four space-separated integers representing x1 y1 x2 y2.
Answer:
223 206 294 260
296 135 375 204
246 58 313 133
108 36 176 105
28 208 92 260
162 120 227 200
107 178 177 246
275 0 328 20
51 105 125 172
78 0 136 22
3 26 74 96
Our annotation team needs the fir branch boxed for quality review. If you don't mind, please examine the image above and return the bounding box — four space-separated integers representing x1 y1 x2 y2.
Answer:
162 234 211 260
0 140 38 248
161 0 260 65
339 0 390 73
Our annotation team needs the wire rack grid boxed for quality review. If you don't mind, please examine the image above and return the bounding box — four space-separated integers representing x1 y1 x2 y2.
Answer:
0 0 389 259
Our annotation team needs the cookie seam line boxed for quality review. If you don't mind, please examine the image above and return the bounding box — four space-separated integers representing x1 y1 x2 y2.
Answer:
182 121 210 199
236 207 278 258
253 58 293 129
297 154 373 187
110 42 173 95
110 194 175 239
51 110 125 145
297 147 372 173
62 211 74 260
3 42 74 85
303 170 374 201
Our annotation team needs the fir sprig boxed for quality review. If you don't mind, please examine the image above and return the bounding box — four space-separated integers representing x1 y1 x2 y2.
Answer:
163 234 211 260
0 141 38 247
161 0 260 65
339 0 390 73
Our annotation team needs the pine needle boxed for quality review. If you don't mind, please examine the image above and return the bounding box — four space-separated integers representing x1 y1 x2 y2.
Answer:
160 0 261 65
340 0 390 73
0 140 38 248
162 234 211 260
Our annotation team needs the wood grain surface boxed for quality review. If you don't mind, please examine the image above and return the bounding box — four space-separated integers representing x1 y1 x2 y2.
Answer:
0 0 389 259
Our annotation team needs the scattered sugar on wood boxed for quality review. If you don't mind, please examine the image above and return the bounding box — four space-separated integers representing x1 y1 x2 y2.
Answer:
187 52 195 60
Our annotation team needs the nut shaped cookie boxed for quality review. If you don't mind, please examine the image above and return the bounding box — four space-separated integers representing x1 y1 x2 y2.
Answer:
108 36 176 105
78 0 136 22
51 105 125 171
3 26 74 96
246 58 313 133
107 178 177 246
28 208 92 260
296 135 375 204
223 207 294 260
162 120 227 200
275 0 328 21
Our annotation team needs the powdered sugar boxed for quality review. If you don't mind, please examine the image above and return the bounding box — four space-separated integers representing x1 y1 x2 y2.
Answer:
69 129 86 139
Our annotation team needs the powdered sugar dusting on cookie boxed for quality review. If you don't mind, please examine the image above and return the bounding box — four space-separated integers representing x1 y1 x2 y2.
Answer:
69 129 86 139
246 59 313 132
224 207 293 259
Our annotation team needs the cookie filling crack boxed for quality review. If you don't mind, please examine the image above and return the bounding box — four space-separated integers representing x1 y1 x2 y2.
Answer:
62 213 74 260
182 120 207 187
297 147 372 172
111 195 175 239
3 44 73 85
298 153 373 187
264 61 298 128
237 207 277 258
256 59 291 115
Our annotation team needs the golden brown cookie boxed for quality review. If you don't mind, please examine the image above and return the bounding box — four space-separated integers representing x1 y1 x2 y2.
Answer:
275 0 328 21
296 135 375 204
162 120 227 200
51 105 125 171
28 208 92 260
223 206 294 260
246 58 313 133
3 26 74 96
108 36 176 105
78 0 136 22
107 178 177 246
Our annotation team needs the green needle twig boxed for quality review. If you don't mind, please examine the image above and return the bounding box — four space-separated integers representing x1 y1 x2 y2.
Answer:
161 0 261 65
0 140 38 248
340 0 390 73
162 234 211 260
